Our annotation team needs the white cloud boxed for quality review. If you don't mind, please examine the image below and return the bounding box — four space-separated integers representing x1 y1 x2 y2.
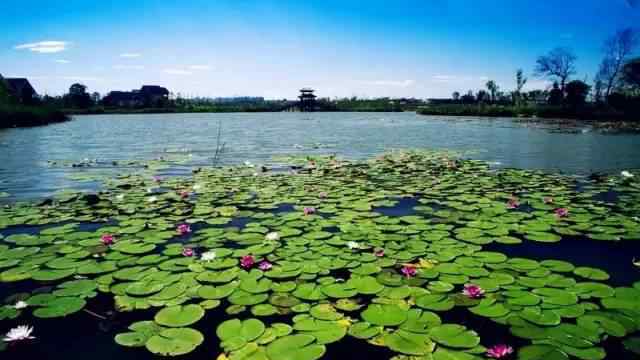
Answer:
113 65 145 70
479 76 489 81
120 53 141 58
15 41 69 53
189 65 212 71
164 68 193 75
363 80 415 87
55 59 70 64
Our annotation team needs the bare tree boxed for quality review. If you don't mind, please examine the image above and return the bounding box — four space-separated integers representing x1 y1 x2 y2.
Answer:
596 28 638 98
534 47 576 91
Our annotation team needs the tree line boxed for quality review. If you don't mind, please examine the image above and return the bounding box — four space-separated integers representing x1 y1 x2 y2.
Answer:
447 27 640 111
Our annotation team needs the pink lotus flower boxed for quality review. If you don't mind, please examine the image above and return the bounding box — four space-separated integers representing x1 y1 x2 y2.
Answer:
177 224 191 235
153 176 162 183
303 207 316 216
486 344 514 359
506 196 519 209
401 265 417 278
258 260 272 271
182 247 194 257
240 255 255 269
462 284 485 299
179 190 189 199
374 249 385 257
101 234 115 246
555 208 569 218
543 197 553 204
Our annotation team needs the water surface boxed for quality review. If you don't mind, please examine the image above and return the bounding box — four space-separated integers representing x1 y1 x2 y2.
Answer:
1 112 639 201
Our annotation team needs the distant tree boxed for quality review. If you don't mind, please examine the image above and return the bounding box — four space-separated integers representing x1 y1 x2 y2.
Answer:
485 80 499 102
461 90 475 104
547 82 564 105
513 69 528 106
565 80 591 107
0 79 10 105
65 83 92 108
622 57 640 90
91 92 101 105
596 28 638 98
535 47 577 91
452 91 460 101
476 90 489 103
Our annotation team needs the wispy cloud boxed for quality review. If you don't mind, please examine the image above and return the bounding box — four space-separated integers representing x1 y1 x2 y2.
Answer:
120 53 141 58
15 41 69 53
164 68 193 75
55 59 70 64
113 65 145 70
189 65 212 71
362 80 415 87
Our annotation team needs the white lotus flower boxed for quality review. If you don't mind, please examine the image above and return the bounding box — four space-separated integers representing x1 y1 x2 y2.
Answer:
147 196 158 203
115 194 124 201
621 171 634 178
3 325 35 342
13 301 28 310
244 161 254 168
200 251 216 262
265 232 280 242
193 183 203 191
347 241 360 249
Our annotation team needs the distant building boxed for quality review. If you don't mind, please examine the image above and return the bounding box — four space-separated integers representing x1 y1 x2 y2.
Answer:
298 88 317 112
0 74 38 105
103 85 169 108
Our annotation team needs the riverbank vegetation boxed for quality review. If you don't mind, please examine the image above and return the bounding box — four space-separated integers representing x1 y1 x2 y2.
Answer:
0 80 68 129
419 28 640 123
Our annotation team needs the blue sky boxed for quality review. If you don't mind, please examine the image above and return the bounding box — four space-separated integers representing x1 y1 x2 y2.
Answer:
1 0 639 99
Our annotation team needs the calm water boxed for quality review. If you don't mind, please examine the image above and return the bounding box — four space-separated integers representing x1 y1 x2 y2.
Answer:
0 112 639 201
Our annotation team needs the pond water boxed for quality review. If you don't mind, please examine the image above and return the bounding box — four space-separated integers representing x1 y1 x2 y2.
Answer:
1 112 639 202
1 113 640 360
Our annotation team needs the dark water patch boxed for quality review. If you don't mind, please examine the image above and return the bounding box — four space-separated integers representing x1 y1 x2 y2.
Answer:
373 197 421 217
227 217 253 229
272 203 295 214
485 237 640 286
323 335 395 359
592 190 619 204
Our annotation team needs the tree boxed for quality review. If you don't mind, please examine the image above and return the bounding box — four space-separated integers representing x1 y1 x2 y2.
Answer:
452 91 460 101
596 28 638 98
622 57 640 89
565 80 591 107
485 80 499 102
535 47 577 91
476 90 489 103
548 82 564 105
513 69 528 106
461 90 475 104
65 83 92 108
